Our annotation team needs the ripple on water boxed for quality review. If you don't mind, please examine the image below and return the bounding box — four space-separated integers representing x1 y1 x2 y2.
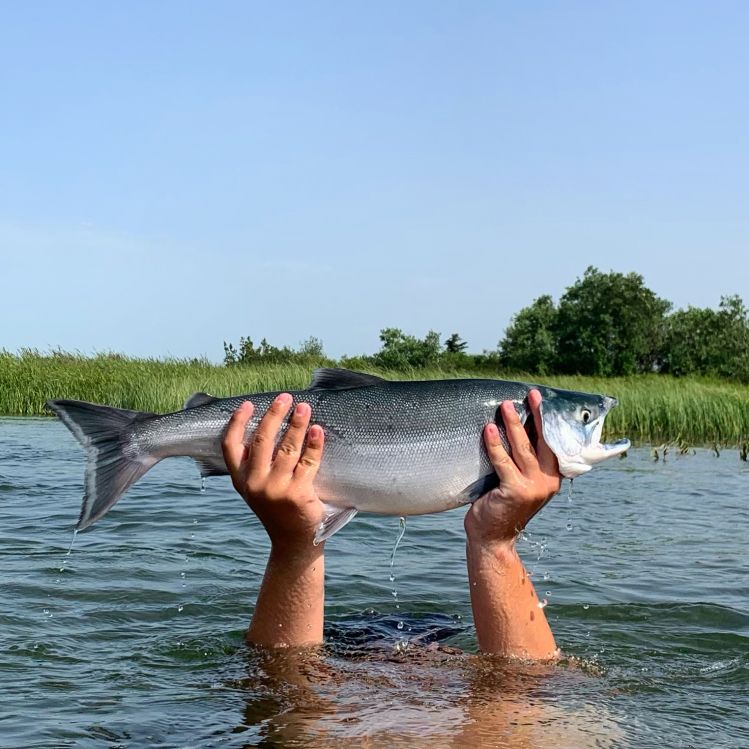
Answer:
2 421 748 749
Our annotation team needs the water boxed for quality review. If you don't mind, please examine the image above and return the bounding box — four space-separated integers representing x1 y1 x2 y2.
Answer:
1 418 748 748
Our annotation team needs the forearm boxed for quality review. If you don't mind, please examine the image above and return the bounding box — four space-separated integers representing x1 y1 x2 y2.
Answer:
247 543 325 648
466 538 558 659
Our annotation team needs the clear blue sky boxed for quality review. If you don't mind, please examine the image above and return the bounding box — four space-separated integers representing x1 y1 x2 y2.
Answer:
2 1 747 361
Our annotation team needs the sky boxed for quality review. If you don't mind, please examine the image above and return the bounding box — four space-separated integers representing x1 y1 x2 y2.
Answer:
1 1 748 361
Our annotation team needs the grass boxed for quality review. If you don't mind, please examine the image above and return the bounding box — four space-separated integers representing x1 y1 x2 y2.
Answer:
1 350 748 448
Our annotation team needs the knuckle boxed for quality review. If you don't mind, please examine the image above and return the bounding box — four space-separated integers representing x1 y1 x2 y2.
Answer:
252 431 269 447
298 455 319 470
521 441 536 456
277 442 299 458
245 477 264 496
495 454 514 468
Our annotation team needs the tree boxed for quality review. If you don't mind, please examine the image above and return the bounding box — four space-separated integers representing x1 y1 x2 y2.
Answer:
554 267 671 376
499 295 557 374
661 295 749 381
223 336 328 366
373 328 442 369
444 333 468 354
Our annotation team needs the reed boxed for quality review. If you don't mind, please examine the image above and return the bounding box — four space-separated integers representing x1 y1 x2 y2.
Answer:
1 351 748 447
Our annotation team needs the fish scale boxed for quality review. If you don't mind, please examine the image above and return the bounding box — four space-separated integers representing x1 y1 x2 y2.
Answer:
47 368 630 542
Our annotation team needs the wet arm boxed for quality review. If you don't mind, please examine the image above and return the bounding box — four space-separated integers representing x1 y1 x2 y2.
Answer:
223 396 327 648
465 392 560 659
466 535 556 658
248 540 325 647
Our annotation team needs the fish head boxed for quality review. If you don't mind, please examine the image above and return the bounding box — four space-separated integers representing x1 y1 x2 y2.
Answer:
535 387 630 478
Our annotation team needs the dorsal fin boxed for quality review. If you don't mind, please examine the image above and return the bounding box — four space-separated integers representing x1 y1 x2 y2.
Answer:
307 368 386 391
183 392 218 410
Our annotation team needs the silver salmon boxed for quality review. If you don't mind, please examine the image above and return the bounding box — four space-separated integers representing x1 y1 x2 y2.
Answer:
47 368 630 542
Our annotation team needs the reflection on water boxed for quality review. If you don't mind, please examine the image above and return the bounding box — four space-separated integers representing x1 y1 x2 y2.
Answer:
230 630 623 749
1 419 748 748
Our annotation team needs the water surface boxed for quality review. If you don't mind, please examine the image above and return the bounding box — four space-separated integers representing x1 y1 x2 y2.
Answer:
1 418 747 747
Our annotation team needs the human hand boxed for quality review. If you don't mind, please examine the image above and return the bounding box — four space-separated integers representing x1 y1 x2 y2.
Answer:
464 389 561 549
222 394 326 554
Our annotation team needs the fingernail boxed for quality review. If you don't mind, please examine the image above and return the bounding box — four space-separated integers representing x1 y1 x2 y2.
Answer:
309 425 322 440
295 402 310 417
276 393 292 406
487 423 499 438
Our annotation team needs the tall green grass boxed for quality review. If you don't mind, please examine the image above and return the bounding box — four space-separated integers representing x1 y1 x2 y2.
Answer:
1 350 748 447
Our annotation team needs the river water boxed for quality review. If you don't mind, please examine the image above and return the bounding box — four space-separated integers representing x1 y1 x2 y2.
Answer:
1 418 747 748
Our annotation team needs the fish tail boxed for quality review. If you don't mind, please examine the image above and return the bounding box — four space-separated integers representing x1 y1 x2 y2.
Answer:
46 399 158 530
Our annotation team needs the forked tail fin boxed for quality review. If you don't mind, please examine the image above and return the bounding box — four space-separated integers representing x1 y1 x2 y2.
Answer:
46 400 159 530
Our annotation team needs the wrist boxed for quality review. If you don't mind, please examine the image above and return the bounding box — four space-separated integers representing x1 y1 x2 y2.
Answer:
464 515 519 555
466 534 518 566
269 538 325 565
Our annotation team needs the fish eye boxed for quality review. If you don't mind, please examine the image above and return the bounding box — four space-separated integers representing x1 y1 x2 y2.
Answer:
581 409 592 424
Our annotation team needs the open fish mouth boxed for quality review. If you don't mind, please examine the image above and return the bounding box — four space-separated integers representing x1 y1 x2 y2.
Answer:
539 393 630 478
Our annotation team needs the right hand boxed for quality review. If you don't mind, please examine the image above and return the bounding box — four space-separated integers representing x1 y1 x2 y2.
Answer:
464 389 562 549
222 394 326 553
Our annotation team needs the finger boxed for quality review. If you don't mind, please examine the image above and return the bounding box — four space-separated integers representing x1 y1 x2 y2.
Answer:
272 401 312 475
483 421 520 484
500 400 538 474
247 393 293 476
293 424 325 484
528 389 560 476
221 401 254 475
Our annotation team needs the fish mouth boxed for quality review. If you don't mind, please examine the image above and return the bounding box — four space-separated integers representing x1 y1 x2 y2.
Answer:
581 437 630 465
538 394 630 478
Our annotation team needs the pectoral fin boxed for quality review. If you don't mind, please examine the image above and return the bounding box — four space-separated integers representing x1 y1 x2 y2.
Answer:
193 456 229 478
460 473 499 502
314 504 358 544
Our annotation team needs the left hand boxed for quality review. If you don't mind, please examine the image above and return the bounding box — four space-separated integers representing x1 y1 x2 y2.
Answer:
221 394 326 553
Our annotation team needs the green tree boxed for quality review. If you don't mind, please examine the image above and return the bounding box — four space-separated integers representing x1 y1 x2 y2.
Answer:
444 333 468 354
554 267 671 376
662 295 749 381
373 328 442 369
223 336 327 366
499 295 557 374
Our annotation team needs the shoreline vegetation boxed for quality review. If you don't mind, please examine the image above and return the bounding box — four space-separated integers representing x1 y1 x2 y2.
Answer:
1 350 748 451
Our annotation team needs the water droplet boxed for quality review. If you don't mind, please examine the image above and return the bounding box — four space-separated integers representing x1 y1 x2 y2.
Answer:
389 573 395 583
42 609 49 616
537 599 548 609
66 529 78 556
177 605 184 613
180 572 186 578
543 571 550 581
193 519 198 525
200 477 206 493
583 604 590 610
566 521 573 531
545 590 551 597
396 621 404 630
